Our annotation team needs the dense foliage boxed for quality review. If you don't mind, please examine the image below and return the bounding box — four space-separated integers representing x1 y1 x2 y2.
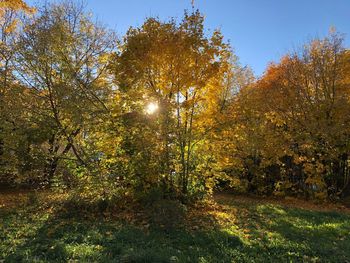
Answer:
0 0 349 202
216 33 350 200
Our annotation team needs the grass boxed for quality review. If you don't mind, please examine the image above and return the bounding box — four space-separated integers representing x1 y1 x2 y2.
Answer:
0 191 350 262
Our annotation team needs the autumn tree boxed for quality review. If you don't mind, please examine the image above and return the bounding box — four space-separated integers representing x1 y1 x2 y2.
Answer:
113 11 234 198
221 32 350 199
0 0 33 183
12 0 116 185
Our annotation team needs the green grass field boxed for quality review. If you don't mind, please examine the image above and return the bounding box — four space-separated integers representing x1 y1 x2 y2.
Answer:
1 192 349 262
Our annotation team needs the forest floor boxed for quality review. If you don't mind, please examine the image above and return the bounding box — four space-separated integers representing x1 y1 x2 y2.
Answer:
0 190 350 263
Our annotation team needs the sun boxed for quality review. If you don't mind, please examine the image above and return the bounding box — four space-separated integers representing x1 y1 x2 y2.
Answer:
146 102 159 114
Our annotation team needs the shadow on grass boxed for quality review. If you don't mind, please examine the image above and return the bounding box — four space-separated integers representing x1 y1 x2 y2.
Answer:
2 201 243 263
217 197 350 262
2 195 350 262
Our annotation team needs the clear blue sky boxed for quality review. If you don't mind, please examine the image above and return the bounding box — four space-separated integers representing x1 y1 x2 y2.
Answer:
28 0 350 76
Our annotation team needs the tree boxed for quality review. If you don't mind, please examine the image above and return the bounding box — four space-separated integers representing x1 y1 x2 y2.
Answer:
221 32 350 199
113 11 233 197
13 0 116 185
0 0 33 183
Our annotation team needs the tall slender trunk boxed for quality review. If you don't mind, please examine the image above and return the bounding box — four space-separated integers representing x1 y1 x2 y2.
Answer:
180 91 189 194
182 90 197 195
160 99 171 192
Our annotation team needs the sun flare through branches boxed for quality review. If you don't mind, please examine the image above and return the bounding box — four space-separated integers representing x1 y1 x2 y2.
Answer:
146 102 159 114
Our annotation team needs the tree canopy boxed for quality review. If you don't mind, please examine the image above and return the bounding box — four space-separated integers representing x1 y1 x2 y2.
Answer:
0 0 349 203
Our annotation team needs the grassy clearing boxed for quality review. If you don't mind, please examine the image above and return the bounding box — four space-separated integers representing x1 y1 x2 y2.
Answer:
0 191 349 262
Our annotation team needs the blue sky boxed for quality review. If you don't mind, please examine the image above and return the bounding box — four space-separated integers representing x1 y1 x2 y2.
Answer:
28 0 350 76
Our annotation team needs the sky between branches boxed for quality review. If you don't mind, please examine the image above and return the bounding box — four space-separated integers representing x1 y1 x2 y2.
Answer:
26 0 350 76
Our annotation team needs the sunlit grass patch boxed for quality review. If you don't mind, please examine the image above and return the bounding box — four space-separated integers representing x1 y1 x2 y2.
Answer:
1 192 350 262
